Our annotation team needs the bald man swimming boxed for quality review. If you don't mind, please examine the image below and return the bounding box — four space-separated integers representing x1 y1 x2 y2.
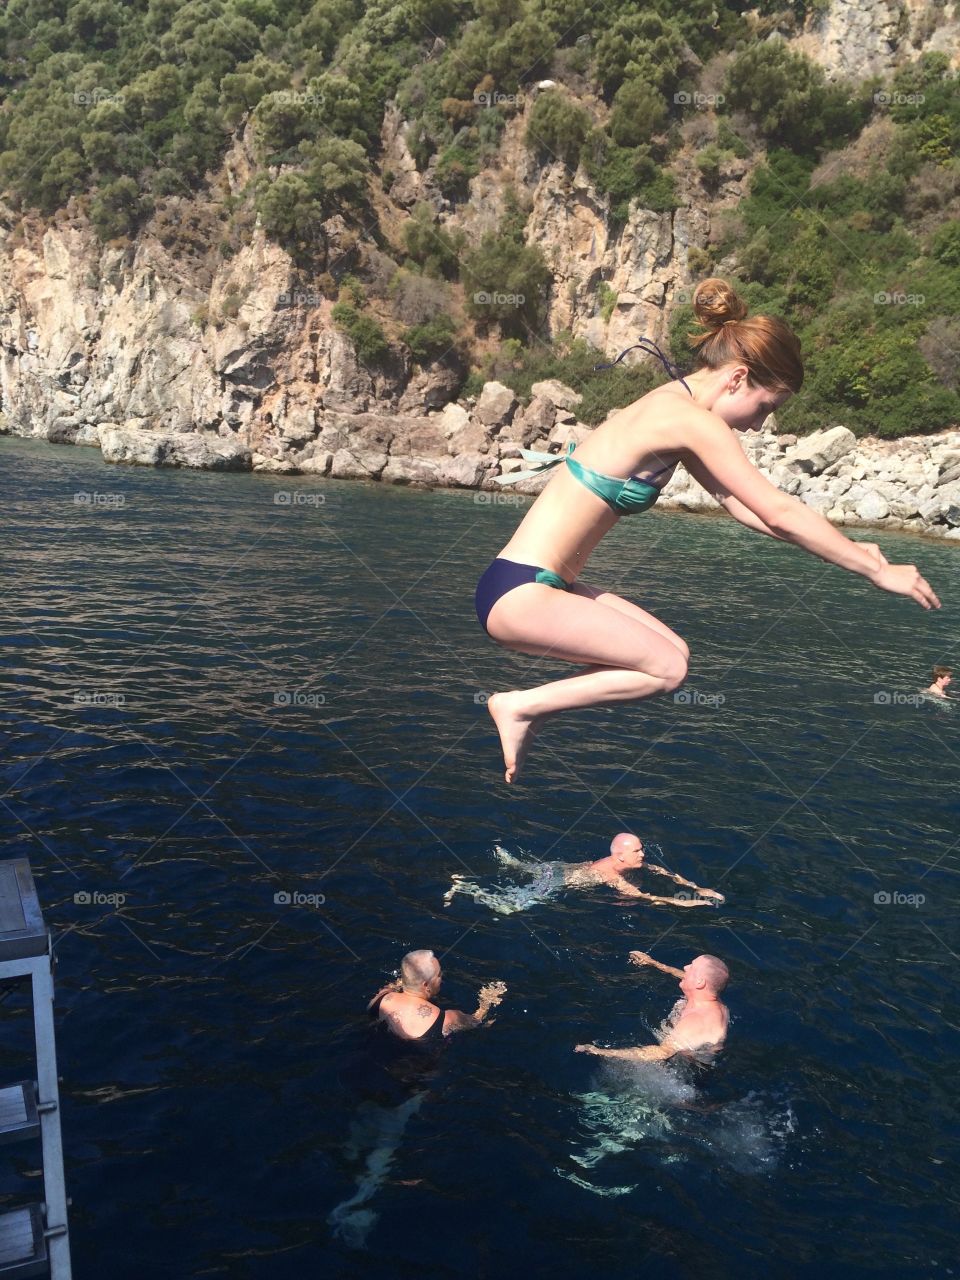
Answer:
576 950 730 1063
443 833 724 915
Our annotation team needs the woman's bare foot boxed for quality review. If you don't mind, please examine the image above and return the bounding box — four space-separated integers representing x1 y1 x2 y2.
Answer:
487 692 544 783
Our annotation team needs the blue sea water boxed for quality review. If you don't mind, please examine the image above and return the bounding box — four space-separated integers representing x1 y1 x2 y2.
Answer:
0 434 958 1279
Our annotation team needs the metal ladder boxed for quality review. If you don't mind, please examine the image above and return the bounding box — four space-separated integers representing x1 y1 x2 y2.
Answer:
0 859 72 1278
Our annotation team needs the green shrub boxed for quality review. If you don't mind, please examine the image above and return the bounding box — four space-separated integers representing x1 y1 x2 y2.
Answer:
462 226 551 338
402 313 458 362
401 204 463 279
723 40 868 154
609 78 667 149
331 301 390 363
597 281 617 323
581 132 678 222
90 176 150 239
525 92 591 168
435 144 478 199
931 219 960 267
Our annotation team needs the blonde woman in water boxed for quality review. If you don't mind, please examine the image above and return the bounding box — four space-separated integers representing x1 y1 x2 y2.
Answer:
475 278 941 783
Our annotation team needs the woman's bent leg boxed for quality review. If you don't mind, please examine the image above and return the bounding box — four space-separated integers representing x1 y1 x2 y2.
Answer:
483 582 689 781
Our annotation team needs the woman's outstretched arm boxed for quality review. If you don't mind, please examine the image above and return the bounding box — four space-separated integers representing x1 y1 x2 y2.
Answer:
682 415 941 609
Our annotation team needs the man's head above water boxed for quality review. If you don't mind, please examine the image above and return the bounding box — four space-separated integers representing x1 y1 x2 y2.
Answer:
680 954 730 999
609 832 645 867
400 948 441 996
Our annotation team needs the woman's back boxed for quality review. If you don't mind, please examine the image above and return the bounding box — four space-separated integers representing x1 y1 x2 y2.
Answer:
499 381 695 575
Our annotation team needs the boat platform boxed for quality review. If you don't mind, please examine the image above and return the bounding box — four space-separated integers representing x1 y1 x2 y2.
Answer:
0 860 71 1278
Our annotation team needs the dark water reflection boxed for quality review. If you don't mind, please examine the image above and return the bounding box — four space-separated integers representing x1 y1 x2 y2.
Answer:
1 436 958 1278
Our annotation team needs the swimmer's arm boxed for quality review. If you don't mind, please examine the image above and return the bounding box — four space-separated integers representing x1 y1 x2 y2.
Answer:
447 981 509 1032
575 1043 677 1062
611 876 665 901
647 863 725 903
443 1009 480 1033
628 951 684 978
613 877 708 907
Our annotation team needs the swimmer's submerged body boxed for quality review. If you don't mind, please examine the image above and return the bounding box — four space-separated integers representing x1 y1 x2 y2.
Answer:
475 278 941 783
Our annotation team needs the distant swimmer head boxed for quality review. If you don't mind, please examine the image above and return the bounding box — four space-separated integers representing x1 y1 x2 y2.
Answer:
681 954 730 998
686 277 802 433
610 832 644 865
401 949 442 998
931 664 952 690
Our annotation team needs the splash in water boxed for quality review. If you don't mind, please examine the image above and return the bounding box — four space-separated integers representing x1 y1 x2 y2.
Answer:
558 1060 796 1195
444 844 567 915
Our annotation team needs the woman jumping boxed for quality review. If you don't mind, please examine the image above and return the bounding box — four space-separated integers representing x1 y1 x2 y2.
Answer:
475 277 941 783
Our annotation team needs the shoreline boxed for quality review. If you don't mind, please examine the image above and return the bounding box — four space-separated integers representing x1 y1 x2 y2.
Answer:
4 423 960 546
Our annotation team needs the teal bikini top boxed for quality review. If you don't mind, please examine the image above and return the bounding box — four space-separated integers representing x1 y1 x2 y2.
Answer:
494 442 676 515
492 336 692 514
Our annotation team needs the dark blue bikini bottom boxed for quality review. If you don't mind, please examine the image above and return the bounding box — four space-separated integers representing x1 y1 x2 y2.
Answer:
475 558 571 634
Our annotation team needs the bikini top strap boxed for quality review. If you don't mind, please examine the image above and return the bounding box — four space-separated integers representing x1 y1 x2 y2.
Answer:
593 338 693 397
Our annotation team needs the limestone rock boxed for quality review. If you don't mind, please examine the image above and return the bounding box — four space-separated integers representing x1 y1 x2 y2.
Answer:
855 490 890 522
298 451 333 476
447 422 494 456
549 419 592 448
439 403 470 438
530 379 580 411
804 489 835 515
475 381 518 428
795 0 903 82
329 447 388 480
381 456 439 486
75 423 103 446
436 453 491 488
252 454 298 474
317 328 375 412
512 395 556 446
397 363 462 414
769 465 802 496
99 425 251 470
786 426 857 475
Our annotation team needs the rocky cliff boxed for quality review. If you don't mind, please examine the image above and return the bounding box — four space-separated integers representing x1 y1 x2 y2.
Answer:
1 0 958 541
